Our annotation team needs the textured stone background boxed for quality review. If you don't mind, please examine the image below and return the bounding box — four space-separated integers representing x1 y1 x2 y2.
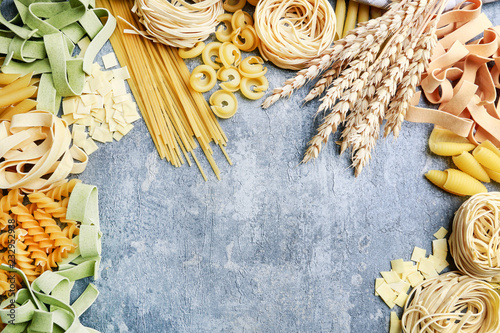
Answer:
73 3 500 332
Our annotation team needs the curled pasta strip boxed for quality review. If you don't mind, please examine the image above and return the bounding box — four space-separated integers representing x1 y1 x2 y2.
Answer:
216 14 234 43
202 42 223 69
231 10 253 30
178 42 205 59
219 42 242 68
231 26 259 52
210 90 238 119
190 65 217 93
240 76 269 100
254 0 336 69
217 67 241 92
223 0 246 12
450 193 500 281
239 56 268 78
402 272 500 333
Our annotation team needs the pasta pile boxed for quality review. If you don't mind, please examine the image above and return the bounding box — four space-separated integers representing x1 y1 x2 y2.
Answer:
254 0 336 70
130 0 224 48
402 272 500 333
0 179 81 292
99 0 231 180
0 73 38 121
0 111 88 192
449 192 500 281
425 127 500 196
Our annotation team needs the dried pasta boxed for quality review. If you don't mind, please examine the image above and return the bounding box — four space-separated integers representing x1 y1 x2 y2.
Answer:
449 192 500 281
334 0 346 40
210 90 238 119
254 0 336 70
178 42 206 59
425 169 487 196
428 127 476 156
473 146 500 173
224 0 246 12
203 42 223 70
216 14 234 43
240 76 269 100
239 56 268 78
231 26 259 52
452 151 490 183
219 42 241 68
190 65 217 93
217 67 241 92
343 0 358 38
402 272 500 333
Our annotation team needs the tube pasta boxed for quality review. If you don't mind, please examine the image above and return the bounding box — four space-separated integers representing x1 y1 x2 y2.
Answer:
449 193 500 281
223 0 246 12
343 0 358 38
425 169 487 196
335 0 346 40
190 65 217 93
240 76 269 100
453 151 490 183
370 7 383 19
254 0 336 70
473 146 500 173
217 67 241 92
239 56 268 78
428 127 476 156
210 90 238 119
178 42 205 59
216 14 234 43
231 26 259 52
402 272 500 333
219 42 242 68
478 140 500 158
231 10 253 29
202 42 223 70
358 4 370 24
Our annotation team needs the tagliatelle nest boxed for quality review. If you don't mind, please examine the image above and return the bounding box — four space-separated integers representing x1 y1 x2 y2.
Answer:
130 0 224 48
450 192 500 282
254 0 336 70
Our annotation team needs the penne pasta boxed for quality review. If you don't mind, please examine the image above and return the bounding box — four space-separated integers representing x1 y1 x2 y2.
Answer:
343 0 359 38
335 0 346 40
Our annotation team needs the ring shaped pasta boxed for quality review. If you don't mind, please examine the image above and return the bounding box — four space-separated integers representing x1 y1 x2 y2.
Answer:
231 26 259 52
223 0 246 12
216 14 234 42
190 65 217 93
402 272 500 333
219 42 242 68
178 42 205 59
133 0 224 48
240 76 269 100
0 111 88 192
239 56 268 78
210 90 238 119
217 67 241 92
450 193 500 281
231 10 253 30
254 0 336 70
202 42 223 70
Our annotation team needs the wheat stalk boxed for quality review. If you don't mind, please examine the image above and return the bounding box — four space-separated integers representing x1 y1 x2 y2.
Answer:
261 0 409 109
303 67 339 102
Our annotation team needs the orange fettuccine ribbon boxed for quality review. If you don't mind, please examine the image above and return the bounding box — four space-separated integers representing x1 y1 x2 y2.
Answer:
406 0 500 146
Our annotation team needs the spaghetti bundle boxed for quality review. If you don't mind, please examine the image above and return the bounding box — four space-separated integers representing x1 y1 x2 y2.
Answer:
254 0 336 70
131 0 224 48
450 192 500 281
99 0 231 180
402 272 500 333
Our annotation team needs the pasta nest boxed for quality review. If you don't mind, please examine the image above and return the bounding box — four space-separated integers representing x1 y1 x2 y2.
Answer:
133 0 224 48
450 192 500 281
402 272 500 333
254 0 336 70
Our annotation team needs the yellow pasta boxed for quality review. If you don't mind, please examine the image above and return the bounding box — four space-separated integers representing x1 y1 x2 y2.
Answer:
45 179 82 201
231 26 259 52
485 167 500 183
473 146 500 173
357 4 370 24
335 0 346 40
178 42 206 59
343 0 358 38
210 90 238 119
219 42 241 68
190 65 217 93
217 67 241 92
202 42 223 69
239 56 268 78
428 127 476 156
0 73 21 86
247 0 258 5
240 76 269 100
231 9 253 29
224 0 246 12
370 6 383 19
478 140 500 158
425 169 487 196
452 151 490 183
216 13 234 42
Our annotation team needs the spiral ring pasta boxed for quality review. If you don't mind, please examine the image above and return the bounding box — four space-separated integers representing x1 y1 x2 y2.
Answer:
217 67 241 92
223 0 246 12
240 76 269 100
210 90 238 119
231 10 253 29
132 0 224 48
178 42 206 59
190 65 217 93
239 56 268 78
254 0 336 70
450 192 500 281
202 42 223 69
231 26 259 52
216 14 234 42
219 42 242 68
402 272 500 333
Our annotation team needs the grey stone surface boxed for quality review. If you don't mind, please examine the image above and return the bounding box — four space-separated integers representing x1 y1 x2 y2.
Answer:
74 3 500 332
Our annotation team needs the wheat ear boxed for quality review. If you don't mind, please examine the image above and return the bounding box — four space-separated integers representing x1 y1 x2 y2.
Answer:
303 67 339 102
261 0 407 109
